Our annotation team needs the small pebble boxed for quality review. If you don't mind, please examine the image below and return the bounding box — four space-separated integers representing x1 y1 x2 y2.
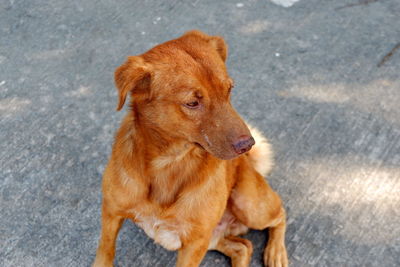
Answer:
153 17 161 24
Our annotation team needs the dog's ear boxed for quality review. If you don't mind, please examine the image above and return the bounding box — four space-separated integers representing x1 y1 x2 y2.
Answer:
208 36 228 62
183 30 228 62
114 56 151 111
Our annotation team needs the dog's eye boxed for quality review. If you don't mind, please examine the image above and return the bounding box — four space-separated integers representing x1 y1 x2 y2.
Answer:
185 101 200 108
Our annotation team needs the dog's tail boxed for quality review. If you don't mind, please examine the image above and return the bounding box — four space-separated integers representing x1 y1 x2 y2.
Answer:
247 125 274 177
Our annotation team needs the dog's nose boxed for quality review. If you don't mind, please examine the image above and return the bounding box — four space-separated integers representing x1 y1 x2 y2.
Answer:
233 135 255 154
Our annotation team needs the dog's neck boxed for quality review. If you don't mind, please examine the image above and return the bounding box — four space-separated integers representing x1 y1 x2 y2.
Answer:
116 112 216 206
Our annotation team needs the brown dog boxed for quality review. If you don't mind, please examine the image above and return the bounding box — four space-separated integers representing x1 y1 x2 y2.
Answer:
93 30 288 267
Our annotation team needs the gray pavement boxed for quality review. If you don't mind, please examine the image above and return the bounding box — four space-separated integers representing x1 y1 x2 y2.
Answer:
1 0 400 266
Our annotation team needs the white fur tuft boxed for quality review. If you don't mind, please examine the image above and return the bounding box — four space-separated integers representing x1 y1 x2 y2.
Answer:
247 125 274 177
155 229 182 251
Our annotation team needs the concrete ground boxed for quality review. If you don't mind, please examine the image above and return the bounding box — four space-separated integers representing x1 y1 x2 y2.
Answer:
1 0 400 266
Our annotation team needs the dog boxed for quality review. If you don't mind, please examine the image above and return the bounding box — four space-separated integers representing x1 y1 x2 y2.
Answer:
93 30 288 267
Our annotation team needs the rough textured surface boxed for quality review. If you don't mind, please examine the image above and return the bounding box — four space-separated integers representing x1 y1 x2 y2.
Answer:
1 0 400 266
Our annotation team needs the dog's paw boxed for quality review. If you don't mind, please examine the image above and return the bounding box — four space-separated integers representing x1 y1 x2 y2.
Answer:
264 241 288 267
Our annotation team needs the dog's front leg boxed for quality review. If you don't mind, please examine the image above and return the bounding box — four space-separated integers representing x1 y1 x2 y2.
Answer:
93 204 124 267
176 237 211 267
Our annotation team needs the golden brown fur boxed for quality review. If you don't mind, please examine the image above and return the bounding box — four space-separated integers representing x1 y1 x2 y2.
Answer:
93 30 288 267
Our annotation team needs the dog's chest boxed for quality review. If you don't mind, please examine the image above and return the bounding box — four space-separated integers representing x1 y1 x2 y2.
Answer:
126 158 227 251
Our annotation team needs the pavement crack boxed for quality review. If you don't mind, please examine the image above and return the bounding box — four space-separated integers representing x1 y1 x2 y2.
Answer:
378 42 400 67
335 0 379 10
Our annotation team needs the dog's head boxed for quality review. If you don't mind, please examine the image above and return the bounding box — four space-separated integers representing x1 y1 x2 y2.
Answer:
114 30 254 160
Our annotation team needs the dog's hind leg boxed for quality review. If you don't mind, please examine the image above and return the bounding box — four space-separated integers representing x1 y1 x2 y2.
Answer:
229 157 288 267
263 215 287 267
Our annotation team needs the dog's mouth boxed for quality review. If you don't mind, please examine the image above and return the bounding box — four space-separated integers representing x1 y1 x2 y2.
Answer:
194 142 205 150
193 141 237 160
